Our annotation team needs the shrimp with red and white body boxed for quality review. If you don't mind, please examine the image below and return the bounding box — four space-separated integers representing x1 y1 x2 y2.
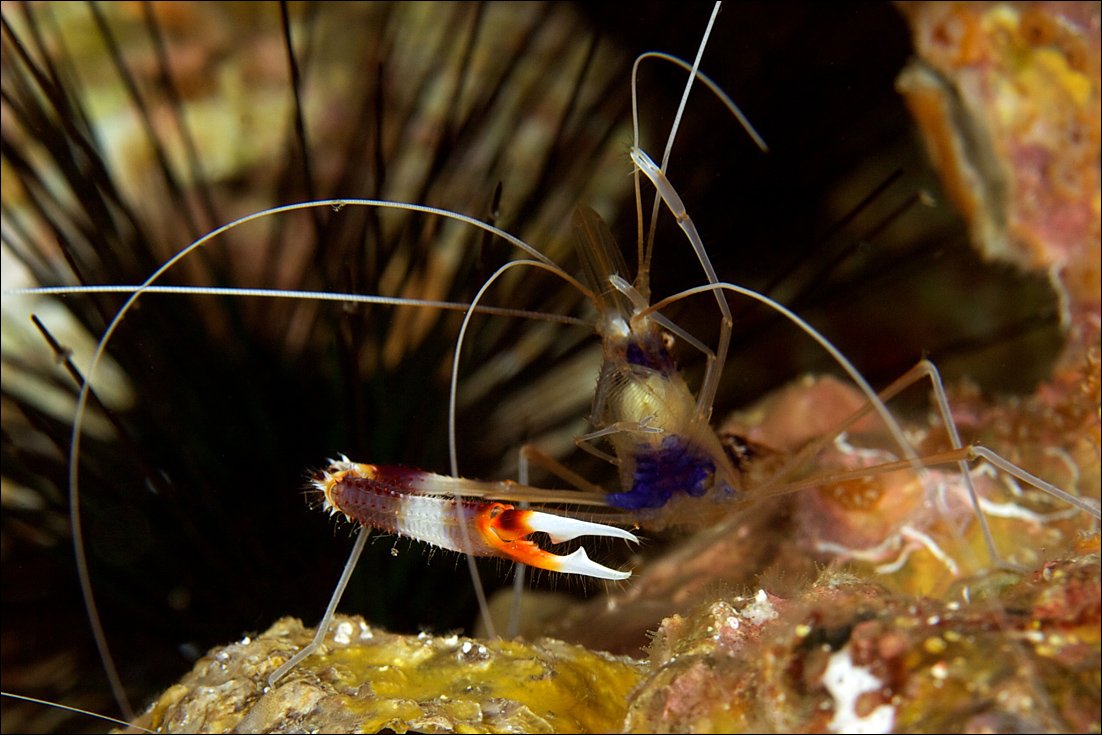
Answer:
3 2 1100 730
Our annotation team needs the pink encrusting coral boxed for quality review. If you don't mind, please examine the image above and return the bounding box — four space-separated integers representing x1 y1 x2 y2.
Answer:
897 2 1101 469
624 556 1101 733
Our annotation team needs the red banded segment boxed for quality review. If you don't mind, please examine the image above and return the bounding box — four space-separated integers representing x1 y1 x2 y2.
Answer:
317 460 637 580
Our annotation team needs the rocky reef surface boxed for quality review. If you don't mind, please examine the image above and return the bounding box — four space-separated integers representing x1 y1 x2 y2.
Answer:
125 552 1098 733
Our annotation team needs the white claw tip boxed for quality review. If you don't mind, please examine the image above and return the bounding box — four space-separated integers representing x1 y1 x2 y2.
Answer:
525 510 638 545
557 548 632 581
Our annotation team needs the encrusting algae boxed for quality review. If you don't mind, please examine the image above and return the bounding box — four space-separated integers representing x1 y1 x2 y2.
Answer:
124 552 1099 733
126 615 645 734
625 554 1101 733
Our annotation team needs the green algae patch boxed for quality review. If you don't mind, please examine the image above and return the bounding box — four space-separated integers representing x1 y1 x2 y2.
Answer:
126 615 644 733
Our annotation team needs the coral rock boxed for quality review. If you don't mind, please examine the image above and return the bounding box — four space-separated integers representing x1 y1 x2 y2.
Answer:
126 616 644 734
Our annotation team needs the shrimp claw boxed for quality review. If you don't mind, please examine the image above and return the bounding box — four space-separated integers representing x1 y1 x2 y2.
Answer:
319 461 637 581
490 508 638 580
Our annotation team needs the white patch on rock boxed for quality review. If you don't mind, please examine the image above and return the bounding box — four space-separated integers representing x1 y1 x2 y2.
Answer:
823 648 895 734
742 589 778 626
334 620 354 645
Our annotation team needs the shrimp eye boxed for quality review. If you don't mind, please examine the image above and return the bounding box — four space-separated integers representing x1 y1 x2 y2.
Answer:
661 331 675 352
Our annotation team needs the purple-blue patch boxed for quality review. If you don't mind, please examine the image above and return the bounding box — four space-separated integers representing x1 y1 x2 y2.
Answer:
607 435 715 510
625 336 676 375
625 342 649 367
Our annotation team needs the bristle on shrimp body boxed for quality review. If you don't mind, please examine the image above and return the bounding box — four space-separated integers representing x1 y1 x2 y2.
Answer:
317 459 637 581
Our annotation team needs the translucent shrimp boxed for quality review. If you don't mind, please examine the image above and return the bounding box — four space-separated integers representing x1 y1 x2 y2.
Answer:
2 2 1099 732
278 4 1101 688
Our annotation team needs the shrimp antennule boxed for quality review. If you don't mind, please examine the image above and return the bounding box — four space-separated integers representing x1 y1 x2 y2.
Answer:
318 461 637 581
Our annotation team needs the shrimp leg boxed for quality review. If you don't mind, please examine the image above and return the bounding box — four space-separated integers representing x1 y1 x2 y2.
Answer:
756 361 1100 545
267 460 636 686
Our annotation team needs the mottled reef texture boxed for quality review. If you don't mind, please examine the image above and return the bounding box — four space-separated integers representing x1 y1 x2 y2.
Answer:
625 554 1101 733
124 554 1099 733
123 615 645 734
898 0 1102 475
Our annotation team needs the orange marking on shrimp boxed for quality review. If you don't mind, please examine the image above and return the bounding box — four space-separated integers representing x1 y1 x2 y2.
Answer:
319 460 637 580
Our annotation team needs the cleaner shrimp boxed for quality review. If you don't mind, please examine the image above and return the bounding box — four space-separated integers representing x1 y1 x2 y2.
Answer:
3 2 1099 732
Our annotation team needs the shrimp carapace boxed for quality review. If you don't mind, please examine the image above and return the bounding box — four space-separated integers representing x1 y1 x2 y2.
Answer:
572 206 744 512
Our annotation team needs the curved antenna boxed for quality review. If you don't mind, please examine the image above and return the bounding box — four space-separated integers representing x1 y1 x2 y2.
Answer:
6 284 589 327
634 278 1069 577
639 281 928 478
630 2 722 293
633 52 768 156
627 1 769 423
446 258 601 637
448 258 595 478
60 197 583 716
